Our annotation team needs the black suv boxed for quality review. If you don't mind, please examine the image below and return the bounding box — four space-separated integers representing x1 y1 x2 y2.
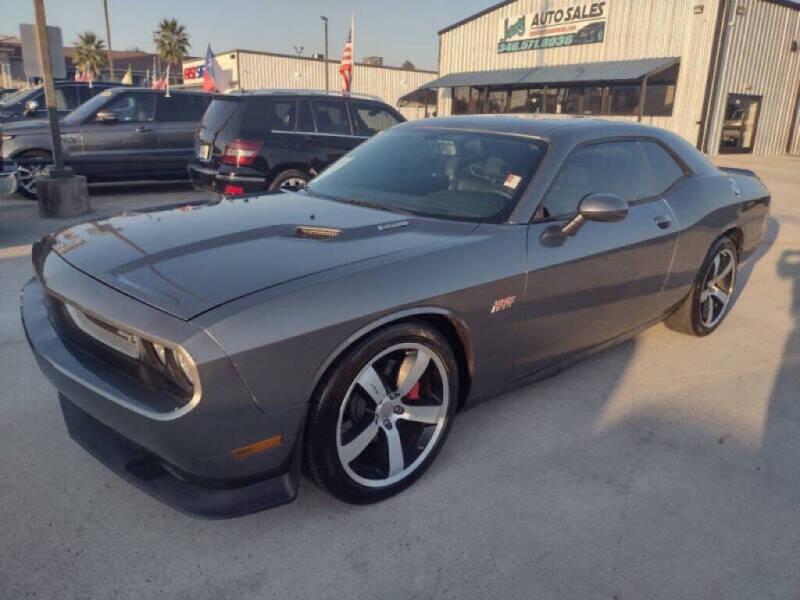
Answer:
0 80 121 123
2 87 214 198
189 90 405 194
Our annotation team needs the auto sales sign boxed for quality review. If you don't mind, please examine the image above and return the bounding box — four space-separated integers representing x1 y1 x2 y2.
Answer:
497 1 608 54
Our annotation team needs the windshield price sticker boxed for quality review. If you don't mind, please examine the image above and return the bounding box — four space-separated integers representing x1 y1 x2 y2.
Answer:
504 174 522 189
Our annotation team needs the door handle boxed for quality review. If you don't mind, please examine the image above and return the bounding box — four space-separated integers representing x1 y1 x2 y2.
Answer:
135 126 152 133
654 215 672 229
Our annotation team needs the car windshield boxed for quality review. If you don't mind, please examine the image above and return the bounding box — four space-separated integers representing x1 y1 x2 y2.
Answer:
0 86 39 107
306 127 547 222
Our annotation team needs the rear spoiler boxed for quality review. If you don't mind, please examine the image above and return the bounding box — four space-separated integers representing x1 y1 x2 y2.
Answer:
718 166 761 181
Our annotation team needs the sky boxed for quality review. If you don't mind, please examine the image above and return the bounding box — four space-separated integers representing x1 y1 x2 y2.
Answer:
2 0 495 71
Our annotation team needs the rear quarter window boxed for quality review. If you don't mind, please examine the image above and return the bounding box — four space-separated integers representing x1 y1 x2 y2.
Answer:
200 98 243 135
640 141 686 193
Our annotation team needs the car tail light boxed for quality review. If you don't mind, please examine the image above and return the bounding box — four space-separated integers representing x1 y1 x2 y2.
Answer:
222 139 262 166
224 184 244 195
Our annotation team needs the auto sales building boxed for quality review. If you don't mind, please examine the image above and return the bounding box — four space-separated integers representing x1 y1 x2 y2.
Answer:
423 0 800 156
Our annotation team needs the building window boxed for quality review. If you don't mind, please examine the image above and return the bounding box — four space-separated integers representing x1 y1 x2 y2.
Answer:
452 86 482 114
643 63 679 116
609 85 640 115
508 87 544 113
486 88 508 113
582 86 606 114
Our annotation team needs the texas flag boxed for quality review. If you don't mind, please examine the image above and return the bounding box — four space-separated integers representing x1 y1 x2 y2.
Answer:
203 44 217 92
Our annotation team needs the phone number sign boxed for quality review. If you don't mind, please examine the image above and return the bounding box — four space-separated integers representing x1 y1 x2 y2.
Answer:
498 22 605 53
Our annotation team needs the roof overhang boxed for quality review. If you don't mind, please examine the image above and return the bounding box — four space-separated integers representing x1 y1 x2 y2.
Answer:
422 57 680 89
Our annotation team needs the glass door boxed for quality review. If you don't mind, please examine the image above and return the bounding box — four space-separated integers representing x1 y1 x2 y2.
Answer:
720 94 762 153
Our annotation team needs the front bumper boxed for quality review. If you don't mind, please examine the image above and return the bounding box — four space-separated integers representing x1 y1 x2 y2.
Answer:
21 260 307 518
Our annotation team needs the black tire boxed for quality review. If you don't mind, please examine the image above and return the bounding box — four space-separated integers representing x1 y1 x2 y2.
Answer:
15 150 52 200
305 322 459 504
665 236 738 336
268 168 308 192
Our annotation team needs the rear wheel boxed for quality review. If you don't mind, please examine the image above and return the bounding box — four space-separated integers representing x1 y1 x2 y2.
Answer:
15 150 52 200
305 323 458 503
268 169 308 192
665 236 738 336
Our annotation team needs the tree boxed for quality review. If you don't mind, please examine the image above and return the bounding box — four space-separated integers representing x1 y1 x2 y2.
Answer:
153 18 190 78
72 31 107 76
401 60 415 70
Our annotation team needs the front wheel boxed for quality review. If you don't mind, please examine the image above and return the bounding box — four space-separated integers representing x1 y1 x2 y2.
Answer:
665 236 738 336
15 151 52 200
305 323 459 503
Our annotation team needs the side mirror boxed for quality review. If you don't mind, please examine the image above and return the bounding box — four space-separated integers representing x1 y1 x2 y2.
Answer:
23 99 38 116
562 193 628 236
95 111 118 124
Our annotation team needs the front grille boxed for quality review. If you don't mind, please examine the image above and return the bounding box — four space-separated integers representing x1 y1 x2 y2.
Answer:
46 294 192 411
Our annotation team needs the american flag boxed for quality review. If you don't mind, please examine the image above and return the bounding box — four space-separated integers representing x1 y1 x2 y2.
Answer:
339 15 354 95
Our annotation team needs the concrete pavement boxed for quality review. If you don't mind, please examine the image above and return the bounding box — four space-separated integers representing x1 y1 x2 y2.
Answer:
0 162 798 599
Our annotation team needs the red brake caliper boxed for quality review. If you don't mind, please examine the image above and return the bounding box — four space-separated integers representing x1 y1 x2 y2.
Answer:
406 381 420 401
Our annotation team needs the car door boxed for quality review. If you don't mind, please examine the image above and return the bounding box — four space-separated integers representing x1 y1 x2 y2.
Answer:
308 98 361 171
74 91 158 178
154 93 211 175
514 139 678 377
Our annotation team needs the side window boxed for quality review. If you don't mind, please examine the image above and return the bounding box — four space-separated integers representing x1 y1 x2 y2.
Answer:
311 99 351 135
350 101 402 136
54 86 79 110
156 94 210 121
540 141 655 219
297 99 314 132
95 93 156 123
266 100 296 131
640 141 685 194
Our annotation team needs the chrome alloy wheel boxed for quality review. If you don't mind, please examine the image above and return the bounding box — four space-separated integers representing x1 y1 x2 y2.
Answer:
17 163 46 197
336 343 449 488
279 177 307 190
699 247 736 329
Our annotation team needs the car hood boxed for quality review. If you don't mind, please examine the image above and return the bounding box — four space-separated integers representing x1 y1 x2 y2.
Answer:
47 192 477 320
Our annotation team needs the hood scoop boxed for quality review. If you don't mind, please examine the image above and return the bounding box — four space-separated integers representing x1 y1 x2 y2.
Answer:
295 225 342 240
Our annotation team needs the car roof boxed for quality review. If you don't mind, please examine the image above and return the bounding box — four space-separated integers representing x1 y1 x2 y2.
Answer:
225 89 386 102
400 115 669 141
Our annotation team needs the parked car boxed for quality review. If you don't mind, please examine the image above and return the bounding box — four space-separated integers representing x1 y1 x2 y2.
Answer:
0 159 17 196
21 117 769 517
189 90 405 195
1 87 214 198
0 80 121 124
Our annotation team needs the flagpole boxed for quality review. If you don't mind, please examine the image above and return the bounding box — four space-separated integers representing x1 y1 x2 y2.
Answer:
350 13 355 95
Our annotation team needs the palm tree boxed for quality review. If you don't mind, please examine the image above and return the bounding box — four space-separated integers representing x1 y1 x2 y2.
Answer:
72 31 107 77
153 18 190 80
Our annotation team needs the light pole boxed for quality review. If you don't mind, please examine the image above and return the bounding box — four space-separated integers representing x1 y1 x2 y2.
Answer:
103 0 115 81
321 15 329 91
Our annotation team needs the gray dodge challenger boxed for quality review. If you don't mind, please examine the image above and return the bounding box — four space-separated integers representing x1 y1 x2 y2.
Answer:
21 116 770 517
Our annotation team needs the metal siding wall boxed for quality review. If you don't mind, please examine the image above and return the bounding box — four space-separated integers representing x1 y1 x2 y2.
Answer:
237 52 437 120
438 0 722 147
708 0 800 155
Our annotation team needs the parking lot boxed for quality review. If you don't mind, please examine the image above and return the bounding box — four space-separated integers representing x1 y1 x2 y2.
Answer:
1 156 798 599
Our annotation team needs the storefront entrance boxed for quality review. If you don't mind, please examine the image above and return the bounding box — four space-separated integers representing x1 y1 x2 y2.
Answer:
719 94 761 154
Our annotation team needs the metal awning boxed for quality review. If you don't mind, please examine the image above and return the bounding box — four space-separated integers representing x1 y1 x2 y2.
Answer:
397 87 438 108
421 57 679 89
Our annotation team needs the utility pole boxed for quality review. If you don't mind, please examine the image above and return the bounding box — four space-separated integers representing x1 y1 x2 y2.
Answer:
32 0 89 216
321 15 329 91
33 0 64 172
103 0 115 81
